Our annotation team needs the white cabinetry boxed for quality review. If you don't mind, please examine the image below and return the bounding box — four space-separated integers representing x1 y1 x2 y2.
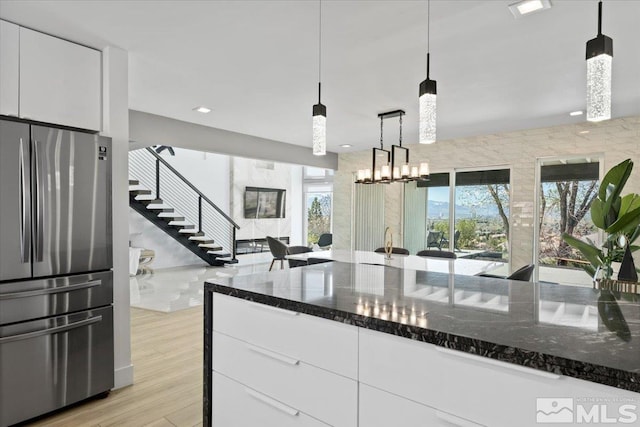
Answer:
359 329 637 427
0 20 20 116
19 27 101 131
212 294 359 427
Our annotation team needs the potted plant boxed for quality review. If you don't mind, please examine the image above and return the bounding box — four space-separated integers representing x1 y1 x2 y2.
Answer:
562 159 640 288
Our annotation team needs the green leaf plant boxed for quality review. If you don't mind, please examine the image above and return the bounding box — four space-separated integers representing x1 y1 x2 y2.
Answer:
562 159 640 281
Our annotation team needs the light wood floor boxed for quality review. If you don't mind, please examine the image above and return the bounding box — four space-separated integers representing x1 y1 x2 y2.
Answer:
29 306 203 427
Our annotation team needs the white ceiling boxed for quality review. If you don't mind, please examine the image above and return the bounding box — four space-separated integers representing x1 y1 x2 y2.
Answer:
1 0 639 153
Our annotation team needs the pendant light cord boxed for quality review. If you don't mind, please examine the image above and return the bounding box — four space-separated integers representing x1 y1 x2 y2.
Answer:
380 116 384 150
426 0 431 78
318 0 322 102
399 113 403 147
597 0 602 36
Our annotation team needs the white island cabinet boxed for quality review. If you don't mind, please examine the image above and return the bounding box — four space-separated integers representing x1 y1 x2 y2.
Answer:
212 293 359 427
210 292 639 427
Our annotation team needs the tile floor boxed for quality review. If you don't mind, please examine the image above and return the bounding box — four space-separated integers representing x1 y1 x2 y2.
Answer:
129 252 277 312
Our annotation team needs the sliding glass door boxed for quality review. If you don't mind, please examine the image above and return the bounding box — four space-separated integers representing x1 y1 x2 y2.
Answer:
536 158 600 285
454 169 511 262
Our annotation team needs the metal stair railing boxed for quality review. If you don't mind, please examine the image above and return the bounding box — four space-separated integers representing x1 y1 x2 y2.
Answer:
129 147 240 260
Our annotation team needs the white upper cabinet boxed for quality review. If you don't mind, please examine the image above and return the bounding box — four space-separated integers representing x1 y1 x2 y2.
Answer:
0 20 20 116
19 27 101 131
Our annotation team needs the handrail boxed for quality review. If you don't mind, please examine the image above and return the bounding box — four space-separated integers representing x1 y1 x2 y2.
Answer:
144 147 240 229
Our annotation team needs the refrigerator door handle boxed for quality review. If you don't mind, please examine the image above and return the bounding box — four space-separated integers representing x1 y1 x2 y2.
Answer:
0 279 102 300
0 315 103 344
19 138 29 263
33 139 44 262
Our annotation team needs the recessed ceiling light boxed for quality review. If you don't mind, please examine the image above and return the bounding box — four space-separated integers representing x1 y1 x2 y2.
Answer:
508 0 551 18
579 130 590 134
193 106 211 113
570 110 584 116
340 144 352 148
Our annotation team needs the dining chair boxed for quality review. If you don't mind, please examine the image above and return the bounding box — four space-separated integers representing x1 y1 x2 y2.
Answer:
317 233 333 249
374 247 410 255
506 264 535 282
266 236 288 271
426 231 444 250
287 246 312 268
416 249 457 259
476 264 535 282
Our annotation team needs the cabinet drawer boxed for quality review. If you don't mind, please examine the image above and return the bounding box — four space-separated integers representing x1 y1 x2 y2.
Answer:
213 372 330 427
213 331 357 427
360 384 482 427
213 293 357 379
359 329 636 427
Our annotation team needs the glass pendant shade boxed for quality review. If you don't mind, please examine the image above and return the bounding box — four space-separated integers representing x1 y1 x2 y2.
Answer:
312 104 327 156
401 164 410 178
585 2 613 123
410 166 419 179
364 168 372 182
374 170 382 181
381 165 391 180
357 170 365 183
419 162 430 178
393 167 401 180
586 54 611 122
419 92 437 144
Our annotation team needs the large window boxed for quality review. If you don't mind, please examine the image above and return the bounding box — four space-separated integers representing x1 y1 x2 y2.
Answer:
537 160 600 285
454 169 511 261
303 167 333 246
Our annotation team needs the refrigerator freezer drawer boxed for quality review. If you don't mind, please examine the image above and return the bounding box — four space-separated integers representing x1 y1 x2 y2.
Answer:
0 270 113 325
0 305 114 427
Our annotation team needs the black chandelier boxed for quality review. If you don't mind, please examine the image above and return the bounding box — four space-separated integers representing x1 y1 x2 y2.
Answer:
355 110 430 184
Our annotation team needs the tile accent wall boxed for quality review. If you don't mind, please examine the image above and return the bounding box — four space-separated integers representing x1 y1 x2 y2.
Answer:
334 116 640 272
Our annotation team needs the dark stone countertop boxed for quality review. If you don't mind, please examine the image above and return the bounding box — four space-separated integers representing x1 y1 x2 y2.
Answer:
205 261 640 393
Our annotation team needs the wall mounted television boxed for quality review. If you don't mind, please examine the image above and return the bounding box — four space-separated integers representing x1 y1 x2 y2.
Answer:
244 187 286 219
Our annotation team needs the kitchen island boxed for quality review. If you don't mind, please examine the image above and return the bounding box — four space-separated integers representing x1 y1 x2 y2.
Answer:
204 261 640 426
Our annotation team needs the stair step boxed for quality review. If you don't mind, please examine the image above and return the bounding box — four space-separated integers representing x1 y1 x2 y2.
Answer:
146 202 172 209
171 223 195 229
161 216 185 222
199 244 221 249
178 229 201 234
150 208 175 213
135 195 156 201
196 240 215 245
130 189 151 196
129 179 139 186
188 234 208 240
208 251 231 258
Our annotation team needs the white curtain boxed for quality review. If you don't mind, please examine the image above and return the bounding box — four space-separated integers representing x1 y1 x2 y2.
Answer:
403 181 427 254
354 184 385 251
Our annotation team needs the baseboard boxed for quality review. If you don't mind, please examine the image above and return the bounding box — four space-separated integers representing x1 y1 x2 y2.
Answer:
113 364 134 389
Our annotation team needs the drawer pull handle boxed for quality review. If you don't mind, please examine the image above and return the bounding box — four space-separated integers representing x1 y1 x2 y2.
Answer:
434 346 560 380
435 410 482 427
245 387 300 417
248 301 300 316
0 279 101 300
248 344 300 366
0 315 102 344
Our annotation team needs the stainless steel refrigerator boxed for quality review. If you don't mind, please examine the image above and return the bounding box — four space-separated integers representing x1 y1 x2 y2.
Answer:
0 119 114 427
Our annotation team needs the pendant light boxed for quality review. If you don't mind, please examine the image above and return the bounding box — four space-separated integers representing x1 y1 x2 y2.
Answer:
312 0 327 155
419 0 437 144
586 0 613 122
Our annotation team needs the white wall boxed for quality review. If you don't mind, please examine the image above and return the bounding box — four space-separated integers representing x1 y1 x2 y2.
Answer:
102 46 133 389
230 157 302 244
161 148 230 211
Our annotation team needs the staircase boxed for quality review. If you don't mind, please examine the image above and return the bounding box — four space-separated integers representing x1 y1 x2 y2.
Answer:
129 148 239 266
